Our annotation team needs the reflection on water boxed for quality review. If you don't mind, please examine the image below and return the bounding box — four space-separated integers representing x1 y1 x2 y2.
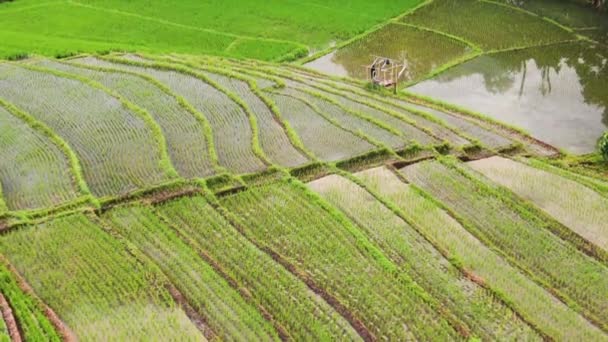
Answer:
408 42 608 154
304 24 469 82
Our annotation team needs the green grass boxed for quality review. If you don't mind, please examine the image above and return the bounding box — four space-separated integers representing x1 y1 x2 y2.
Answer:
400 158 608 330
308 174 539 340
104 204 280 341
403 0 575 50
0 213 203 341
354 166 607 340
156 195 361 341
0 0 426 60
221 180 460 340
0 260 61 341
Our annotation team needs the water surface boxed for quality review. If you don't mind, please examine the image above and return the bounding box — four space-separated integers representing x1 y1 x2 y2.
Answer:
408 42 608 154
304 23 470 82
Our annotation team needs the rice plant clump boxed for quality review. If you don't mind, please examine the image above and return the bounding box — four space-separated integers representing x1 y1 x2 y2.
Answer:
599 131 608 160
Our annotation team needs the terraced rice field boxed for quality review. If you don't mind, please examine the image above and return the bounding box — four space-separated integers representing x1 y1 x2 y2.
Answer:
468 156 608 251
0 214 203 341
403 0 575 50
0 63 172 198
0 103 79 211
0 47 606 340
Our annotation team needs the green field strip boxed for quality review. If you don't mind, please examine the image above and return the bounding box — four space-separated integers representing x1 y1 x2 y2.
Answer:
67 0 308 51
0 308 9 342
230 64 442 147
402 0 575 51
267 92 374 162
0 1 303 61
86 55 267 174
197 70 310 167
0 98 92 204
0 258 62 341
221 180 461 340
353 165 608 341
285 87 408 148
25 60 179 180
70 56 222 173
169 58 316 164
274 65 476 146
156 195 362 341
286 74 475 148
153 55 313 165
115 54 275 169
396 100 513 150
271 75 444 147
0 183 6 216
469 156 608 252
0 103 81 211
274 89 398 154
455 156 608 263
400 159 608 331
523 158 608 198
309 174 540 340
399 90 558 156
0 213 203 341
0 63 175 198
38 58 218 179
104 204 280 341
278 67 511 153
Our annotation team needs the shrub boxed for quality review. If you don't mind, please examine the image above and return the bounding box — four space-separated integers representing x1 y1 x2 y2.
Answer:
599 131 608 160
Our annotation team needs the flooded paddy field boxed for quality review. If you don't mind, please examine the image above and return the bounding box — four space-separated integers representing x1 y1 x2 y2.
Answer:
304 24 471 82
304 0 607 154
408 42 608 153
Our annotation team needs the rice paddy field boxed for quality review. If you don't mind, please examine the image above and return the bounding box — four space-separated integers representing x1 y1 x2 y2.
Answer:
1 0 608 340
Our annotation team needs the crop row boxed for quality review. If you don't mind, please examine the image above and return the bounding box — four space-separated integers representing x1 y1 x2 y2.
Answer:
38 58 218 179
199 69 310 167
281 87 406 149
74 55 267 174
271 66 514 151
0 102 79 211
0 259 61 341
268 92 375 162
104 204 278 340
400 158 608 329
469 156 608 251
0 213 203 340
308 174 539 340
221 180 461 340
154 194 360 340
0 63 172 198
285 64 475 147
353 166 607 340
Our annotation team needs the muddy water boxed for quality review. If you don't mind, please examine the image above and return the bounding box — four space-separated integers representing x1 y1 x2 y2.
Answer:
304 24 470 82
408 42 608 154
